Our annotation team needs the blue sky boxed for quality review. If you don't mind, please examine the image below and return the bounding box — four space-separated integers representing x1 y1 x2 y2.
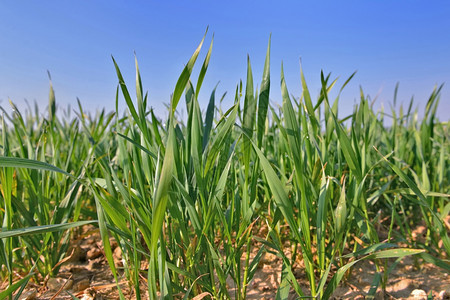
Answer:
1 1 449 120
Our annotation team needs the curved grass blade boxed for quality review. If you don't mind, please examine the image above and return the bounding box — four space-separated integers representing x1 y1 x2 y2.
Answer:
171 29 207 115
0 220 97 239
251 139 300 242
323 248 425 299
91 186 125 300
0 157 72 177
115 131 157 160
0 274 33 300
195 34 214 100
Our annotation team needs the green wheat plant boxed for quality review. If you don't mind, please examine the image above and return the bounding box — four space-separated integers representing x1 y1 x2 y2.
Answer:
1 32 448 300
0 82 107 299
88 33 449 299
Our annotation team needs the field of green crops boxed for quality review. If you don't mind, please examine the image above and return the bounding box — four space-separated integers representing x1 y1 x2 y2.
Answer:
1 35 449 299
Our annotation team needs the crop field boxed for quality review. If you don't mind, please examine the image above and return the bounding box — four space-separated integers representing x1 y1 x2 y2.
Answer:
0 36 449 299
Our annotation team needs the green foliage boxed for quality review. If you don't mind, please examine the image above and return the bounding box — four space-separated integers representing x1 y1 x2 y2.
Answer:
1 34 449 299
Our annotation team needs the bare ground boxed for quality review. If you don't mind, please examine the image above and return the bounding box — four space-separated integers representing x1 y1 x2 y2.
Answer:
6 224 450 300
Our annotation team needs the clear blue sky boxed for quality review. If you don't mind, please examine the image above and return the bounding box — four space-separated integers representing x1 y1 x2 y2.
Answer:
1 1 449 120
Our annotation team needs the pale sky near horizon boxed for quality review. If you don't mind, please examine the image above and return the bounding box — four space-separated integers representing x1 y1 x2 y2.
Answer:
0 1 449 121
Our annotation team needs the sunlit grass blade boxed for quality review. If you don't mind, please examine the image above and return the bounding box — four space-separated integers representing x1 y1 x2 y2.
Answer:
171 29 207 114
0 157 72 177
0 221 96 239
202 86 217 153
91 185 125 300
195 34 214 100
256 35 271 148
251 139 300 243
242 55 256 174
321 76 362 181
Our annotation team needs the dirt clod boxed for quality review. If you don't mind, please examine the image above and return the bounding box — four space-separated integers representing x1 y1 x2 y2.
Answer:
410 289 427 299
77 287 96 300
73 278 90 292
440 289 450 300
17 289 37 300
47 278 72 291
86 248 102 260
